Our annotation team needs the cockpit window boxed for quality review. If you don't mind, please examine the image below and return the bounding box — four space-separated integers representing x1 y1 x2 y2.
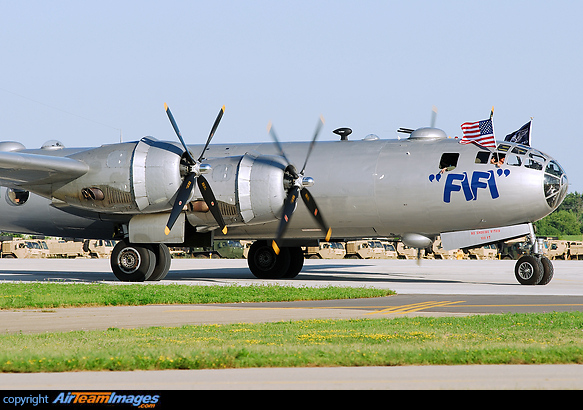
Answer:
546 161 564 177
544 161 568 208
496 143 511 152
525 158 543 171
439 153 459 172
505 154 522 167
511 146 528 155
529 151 547 163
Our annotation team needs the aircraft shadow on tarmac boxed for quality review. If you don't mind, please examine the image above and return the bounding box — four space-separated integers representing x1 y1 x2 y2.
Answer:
0 263 507 286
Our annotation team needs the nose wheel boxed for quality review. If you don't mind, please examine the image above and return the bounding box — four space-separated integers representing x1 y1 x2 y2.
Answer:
514 254 553 285
514 222 554 285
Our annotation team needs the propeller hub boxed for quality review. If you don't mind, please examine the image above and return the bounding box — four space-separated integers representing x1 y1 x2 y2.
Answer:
187 163 212 176
198 163 212 174
301 176 314 187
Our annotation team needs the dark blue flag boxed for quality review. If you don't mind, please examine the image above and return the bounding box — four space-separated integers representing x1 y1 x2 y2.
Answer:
505 121 531 146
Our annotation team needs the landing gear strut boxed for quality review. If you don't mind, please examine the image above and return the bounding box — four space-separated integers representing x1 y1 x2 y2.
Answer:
110 240 171 282
514 224 553 285
247 240 304 279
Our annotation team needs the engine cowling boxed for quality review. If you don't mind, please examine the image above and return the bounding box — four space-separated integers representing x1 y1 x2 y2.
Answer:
52 137 183 214
185 153 288 228
131 137 184 213
236 154 287 225
52 139 288 233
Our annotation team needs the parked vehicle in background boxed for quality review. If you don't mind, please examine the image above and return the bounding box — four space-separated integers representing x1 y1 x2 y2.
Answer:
396 242 424 259
304 242 346 259
345 240 385 259
467 244 498 260
497 238 529 260
83 239 117 258
428 237 462 260
43 239 86 258
380 241 398 259
1 238 49 258
567 241 583 260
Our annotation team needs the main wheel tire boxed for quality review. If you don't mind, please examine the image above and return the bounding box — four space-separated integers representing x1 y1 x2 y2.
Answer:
148 243 172 281
111 241 156 282
247 240 290 279
283 246 304 278
537 255 554 286
515 255 544 285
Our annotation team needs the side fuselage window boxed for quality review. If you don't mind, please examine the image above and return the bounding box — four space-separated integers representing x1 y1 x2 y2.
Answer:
6 188 29 206
475 151 490 164
439 153 459 173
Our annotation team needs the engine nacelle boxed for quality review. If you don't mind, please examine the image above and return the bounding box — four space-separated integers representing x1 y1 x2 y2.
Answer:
52 137 183 214
236 154 287 225
52 139 288 233
185 153 287 229
131 137 184 213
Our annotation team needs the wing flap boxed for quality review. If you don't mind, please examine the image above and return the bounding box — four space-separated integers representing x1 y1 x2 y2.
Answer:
0 151 89 187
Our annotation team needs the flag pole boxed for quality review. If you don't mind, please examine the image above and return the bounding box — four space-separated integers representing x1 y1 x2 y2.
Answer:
490 106 494 120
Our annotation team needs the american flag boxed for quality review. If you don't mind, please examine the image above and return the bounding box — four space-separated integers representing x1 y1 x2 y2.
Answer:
460 118 496 148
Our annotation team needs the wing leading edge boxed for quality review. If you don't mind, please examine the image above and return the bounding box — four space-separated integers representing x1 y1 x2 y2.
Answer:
0 151 89 187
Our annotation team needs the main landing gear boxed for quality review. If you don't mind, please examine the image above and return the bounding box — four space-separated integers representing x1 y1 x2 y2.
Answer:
247 240 304 279
110 240 171 282
514 225 554 285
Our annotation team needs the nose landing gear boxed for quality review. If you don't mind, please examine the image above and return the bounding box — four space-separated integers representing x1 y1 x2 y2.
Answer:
514 224 554 285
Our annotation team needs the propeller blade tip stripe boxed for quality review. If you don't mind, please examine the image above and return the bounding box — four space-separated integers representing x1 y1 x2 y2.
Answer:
222 105 226 112
165 226 171 236
272 240 280 255
325 228 332 242
164 102 168 111
222 226 228 235
267 121 272 132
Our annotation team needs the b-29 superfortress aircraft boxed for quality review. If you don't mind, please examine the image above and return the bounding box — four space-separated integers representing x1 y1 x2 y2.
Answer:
0 105 568 285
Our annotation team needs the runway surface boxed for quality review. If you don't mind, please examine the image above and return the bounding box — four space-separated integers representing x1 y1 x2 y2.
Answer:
1 258 582 389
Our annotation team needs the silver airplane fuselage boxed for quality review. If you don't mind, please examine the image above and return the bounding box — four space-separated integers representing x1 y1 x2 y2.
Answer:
0 132 568 243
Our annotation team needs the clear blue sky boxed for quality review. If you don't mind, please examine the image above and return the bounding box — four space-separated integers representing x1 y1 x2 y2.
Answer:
1 1 582 192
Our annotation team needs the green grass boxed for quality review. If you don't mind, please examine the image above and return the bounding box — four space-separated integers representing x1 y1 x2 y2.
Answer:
1 312 583 372
0 283 394 309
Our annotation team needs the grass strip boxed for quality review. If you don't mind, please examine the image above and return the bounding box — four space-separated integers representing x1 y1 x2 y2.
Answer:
0 283 394 309
1 312 582 372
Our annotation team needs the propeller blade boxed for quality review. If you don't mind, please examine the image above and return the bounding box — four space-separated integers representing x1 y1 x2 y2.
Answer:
197 174 227 234
165 173 196 235
164 103 195 164
272 186 300 254
300 115 324 174
300 187 331 241
198 105 225 162
267 122 293 170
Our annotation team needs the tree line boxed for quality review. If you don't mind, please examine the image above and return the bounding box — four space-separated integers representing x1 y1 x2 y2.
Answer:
534 192 583 238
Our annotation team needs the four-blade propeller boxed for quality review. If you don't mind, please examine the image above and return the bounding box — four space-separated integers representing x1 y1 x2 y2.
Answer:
164 103 227 236
268 116 332 254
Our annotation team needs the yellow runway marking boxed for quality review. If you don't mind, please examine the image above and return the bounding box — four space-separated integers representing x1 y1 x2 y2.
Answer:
368 300 466 315
163 302 583 315
460 303 583 308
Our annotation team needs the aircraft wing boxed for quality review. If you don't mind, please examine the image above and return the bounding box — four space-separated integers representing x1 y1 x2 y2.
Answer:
0 151 89 187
